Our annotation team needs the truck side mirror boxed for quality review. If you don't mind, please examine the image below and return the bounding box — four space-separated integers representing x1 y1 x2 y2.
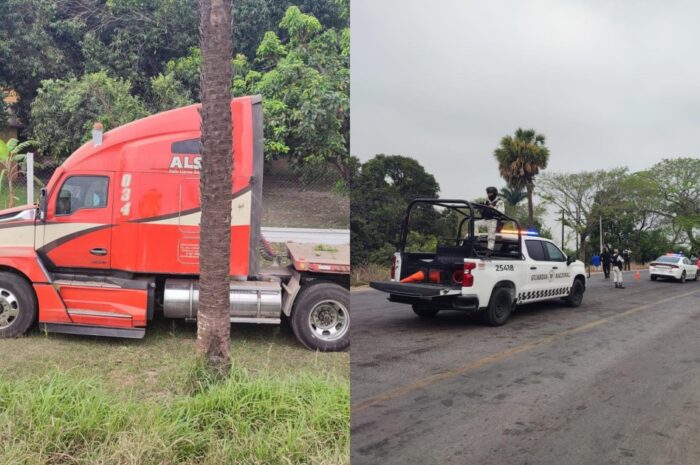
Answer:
566 255 574 266
38 188 47 223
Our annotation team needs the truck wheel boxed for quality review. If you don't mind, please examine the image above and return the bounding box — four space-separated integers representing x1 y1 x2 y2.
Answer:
291 282 349 352
412 305 439 318
650 275 657 281
565 279 584 308
482 287 513 326
0 272 37 338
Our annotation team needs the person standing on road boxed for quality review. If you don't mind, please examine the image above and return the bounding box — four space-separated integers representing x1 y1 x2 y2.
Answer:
612 248 625 288
601 246 612 279
592 253 600 271
623 248 631 271
475 186 505 251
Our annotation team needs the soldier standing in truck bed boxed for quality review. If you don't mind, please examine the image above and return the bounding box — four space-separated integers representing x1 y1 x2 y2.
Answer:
476 186 505 251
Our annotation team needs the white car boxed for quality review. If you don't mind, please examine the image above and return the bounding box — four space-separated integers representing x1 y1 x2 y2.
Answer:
649 255 699 283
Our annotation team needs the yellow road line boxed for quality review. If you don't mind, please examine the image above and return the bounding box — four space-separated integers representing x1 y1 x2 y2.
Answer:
352 289 700 414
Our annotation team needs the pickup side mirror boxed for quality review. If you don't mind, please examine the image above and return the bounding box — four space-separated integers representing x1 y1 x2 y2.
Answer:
38 188 47 223
566 255 575 266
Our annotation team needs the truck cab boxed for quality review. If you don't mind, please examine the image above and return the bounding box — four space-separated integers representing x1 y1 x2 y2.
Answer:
0 96 349 351
370 198 586 325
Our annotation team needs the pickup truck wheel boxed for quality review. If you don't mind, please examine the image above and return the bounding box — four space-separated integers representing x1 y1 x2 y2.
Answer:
482 287 512 326
0 272 37 338
412 305 439 318
291 282 349 352
565 279 584 308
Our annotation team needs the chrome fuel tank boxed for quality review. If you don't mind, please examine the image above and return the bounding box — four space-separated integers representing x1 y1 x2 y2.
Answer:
163 279 282 321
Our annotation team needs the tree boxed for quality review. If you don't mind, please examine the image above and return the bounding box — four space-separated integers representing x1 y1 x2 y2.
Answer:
351 155 440 265
499 186 526 208
643 158 700 251
538 168 628 261
493 128 550 228
197 0 234 373
0 138 38 208
159 7 350 184
30 72 148 160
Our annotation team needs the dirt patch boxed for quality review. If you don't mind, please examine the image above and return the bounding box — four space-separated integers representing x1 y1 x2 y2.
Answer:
263 183 349 229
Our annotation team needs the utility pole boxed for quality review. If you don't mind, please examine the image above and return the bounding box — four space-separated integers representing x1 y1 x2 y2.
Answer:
560 209 565 249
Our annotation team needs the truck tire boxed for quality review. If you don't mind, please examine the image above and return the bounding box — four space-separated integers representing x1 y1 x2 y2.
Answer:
0 272 37 338
291 282 349 352
565 279 585 308
412 305 439 318
650 275 657 281
482 287 513 326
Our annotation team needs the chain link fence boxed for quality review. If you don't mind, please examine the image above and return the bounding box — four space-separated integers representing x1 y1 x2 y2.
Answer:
7 155 349 232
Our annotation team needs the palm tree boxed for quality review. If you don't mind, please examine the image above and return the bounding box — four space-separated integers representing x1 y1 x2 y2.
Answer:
197 0 234 373
499 186 526 207
0 138 38 208
493 128 550 228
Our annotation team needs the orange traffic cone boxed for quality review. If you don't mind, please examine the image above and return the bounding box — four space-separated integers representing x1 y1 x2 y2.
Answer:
401 270 425 283
634 271 641 280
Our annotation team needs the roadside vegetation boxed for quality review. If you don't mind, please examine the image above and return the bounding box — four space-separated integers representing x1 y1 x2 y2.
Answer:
0 0 351 206
0 319 349 465
352 150 699 272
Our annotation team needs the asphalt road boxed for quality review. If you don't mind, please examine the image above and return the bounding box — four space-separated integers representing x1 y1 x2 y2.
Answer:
350 270 700 465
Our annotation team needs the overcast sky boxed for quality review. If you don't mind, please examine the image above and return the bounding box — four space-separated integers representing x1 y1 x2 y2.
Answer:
351 0 700 221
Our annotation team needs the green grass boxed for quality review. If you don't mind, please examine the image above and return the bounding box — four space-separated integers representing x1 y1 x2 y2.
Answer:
0 319 349 465
351 263 391 287
0 184 28 210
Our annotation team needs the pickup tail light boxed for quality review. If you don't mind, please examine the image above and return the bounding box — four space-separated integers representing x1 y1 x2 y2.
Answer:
463 262 476 287
391 255 397 280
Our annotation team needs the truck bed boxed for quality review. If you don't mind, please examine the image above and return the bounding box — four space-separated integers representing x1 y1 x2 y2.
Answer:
370 281 461 298
287 243 350 273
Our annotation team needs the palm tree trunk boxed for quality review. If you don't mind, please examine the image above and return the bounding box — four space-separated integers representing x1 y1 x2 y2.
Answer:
197 0 233 373
526 183 534 228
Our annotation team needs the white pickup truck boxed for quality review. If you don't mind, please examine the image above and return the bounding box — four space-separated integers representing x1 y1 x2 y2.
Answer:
370 199 587 325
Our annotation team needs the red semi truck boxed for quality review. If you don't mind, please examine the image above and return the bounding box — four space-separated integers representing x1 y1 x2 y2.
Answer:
0 95 349 351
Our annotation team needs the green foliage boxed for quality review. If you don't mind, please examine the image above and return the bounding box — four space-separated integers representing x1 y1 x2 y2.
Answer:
233 0 347 60
30 72 149 159
150 7 350 183
351 155 440 265
1 0 349 181
500 186 526 208
0 366 349 464
541 158 700 263
247 8 350 181
150 73 195 111
643 157 700 251
0 138 41 208
405 230 438 254
494 128 550 227
0 100 8 129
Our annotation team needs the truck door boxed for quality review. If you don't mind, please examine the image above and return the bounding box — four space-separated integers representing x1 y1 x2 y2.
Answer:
38 172 114 270
541 241 570 296
522 239 553 300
